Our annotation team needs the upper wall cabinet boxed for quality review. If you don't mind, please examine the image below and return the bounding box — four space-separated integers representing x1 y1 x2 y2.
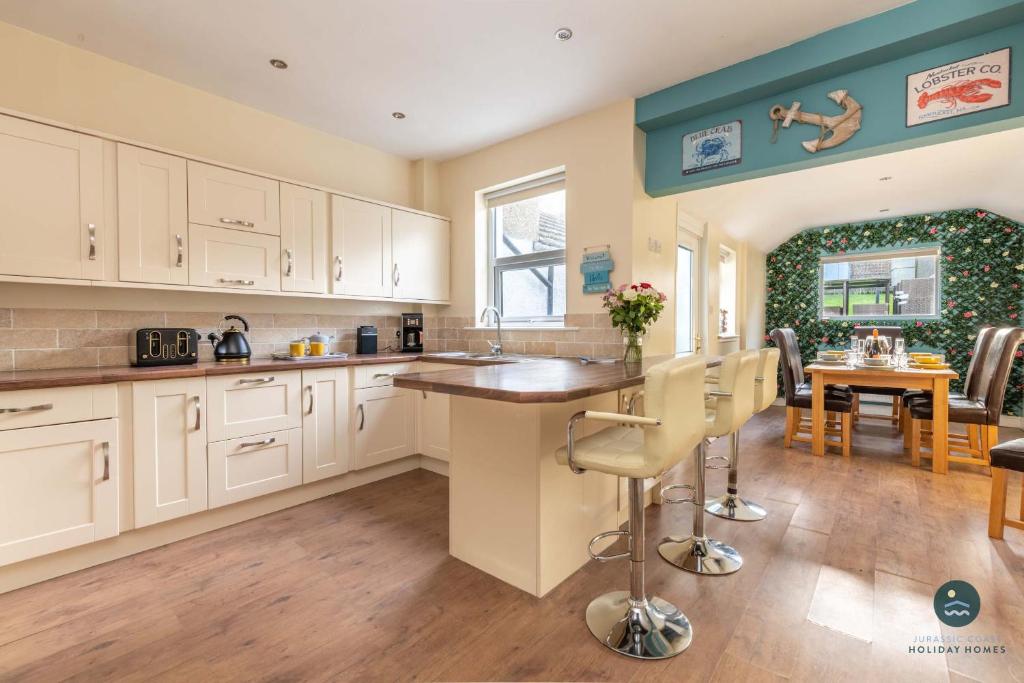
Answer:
392 210 450 302
187 161 280 236
280 183 327 294
331 195 393 298
117 144 189 285
0 116 105 280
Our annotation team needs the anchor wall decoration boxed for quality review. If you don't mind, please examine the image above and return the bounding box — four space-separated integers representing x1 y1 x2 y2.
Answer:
769 89 862 153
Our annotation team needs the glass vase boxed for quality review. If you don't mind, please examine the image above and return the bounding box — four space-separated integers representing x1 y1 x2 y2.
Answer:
623 333 643 364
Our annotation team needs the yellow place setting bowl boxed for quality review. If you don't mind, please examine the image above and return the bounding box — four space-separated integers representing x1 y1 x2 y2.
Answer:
915 356 941 365
909 352 933 359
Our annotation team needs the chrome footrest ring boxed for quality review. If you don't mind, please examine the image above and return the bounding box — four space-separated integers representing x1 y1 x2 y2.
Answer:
588 529 630 561
704 454 730 470
660 483 696 505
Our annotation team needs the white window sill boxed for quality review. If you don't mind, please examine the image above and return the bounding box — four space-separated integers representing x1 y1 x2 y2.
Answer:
469 325 580 331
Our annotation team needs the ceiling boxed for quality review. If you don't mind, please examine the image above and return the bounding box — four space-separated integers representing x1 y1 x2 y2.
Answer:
676 126 1024 252
0 0 909 160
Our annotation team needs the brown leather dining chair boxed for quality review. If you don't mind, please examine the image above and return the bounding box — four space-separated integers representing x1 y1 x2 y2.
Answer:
770 328 854 456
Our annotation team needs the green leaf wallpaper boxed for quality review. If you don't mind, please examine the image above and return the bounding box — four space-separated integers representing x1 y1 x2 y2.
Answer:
764 208 1024 416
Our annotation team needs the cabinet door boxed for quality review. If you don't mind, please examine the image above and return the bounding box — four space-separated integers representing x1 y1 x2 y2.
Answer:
188 223 281 291
301 368 350 482
280 183 327 294
330 195 392 297
207 371 302 442
117 144 189 285
352 386 415 470
187 160 280 235
392 210 450 301
417 390 450 462
208 428 302 508
0 115 104 280
132 378 207 528
0 419 117 567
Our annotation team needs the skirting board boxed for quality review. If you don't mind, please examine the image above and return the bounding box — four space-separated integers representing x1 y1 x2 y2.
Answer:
769 397 1023 428
419 455 450 476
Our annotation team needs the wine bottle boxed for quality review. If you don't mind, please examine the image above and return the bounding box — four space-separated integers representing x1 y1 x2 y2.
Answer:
867 328 880 359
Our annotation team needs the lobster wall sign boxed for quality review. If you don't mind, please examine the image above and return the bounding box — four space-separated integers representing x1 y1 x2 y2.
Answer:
769 89 862 153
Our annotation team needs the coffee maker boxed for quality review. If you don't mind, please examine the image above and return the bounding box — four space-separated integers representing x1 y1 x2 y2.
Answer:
401 313 423 353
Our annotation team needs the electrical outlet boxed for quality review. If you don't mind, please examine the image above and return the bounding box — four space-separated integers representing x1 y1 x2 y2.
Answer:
647 237 662 254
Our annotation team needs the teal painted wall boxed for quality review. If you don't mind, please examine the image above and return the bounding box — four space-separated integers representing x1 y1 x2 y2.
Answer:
642 13 1024 196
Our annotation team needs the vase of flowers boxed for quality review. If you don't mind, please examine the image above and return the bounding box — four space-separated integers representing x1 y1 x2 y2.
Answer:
602 282 667 364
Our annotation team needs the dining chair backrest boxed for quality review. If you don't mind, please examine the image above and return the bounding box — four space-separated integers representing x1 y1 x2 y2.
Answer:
769 328 803 406
963 325 995 397
641 355 710 475
754 348 780 414
978 327 1024 423
706 349 759 438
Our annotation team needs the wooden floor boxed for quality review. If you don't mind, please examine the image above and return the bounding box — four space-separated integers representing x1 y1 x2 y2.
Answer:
2 408 1024 682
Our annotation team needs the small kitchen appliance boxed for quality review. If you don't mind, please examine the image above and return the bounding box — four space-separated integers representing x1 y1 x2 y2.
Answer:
131 328 199 366
356 325 378 355
401 313 423 353
208 315 252 364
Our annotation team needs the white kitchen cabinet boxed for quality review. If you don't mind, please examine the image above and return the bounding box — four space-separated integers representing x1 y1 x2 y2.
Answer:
330 195 393 297
392 210 450 302
413 363 451 462
207 428 302 508
0 384 116 432
0 419 118 567
0 115 105 280
187 160 280 235
132 378 207 528
117 144 189 285
352 385 415 470
301 368 350 483
206 371 302 442
353 362 418 389
188 223 282 291
280 183 328 294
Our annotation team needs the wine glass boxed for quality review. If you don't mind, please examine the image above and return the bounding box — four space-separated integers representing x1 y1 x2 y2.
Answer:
894 338 906 368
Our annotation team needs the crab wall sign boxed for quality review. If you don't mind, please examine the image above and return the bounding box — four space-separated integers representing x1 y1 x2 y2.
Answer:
681 120 742 175
769 89 862 153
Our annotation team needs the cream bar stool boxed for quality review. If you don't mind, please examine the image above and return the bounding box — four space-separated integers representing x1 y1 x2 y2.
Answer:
705 347 779 522
658 349 758 575
555 355 708 660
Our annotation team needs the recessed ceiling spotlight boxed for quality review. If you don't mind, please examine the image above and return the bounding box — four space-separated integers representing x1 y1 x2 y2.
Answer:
879 208 890 213
392 112 406 120
554 27 573 41
269 58 288 69
879 176 893 181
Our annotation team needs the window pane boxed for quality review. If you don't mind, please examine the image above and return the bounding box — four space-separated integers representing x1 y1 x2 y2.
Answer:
500 263 566 319
493 189 565 258
820 251 938 318
675 246 693 353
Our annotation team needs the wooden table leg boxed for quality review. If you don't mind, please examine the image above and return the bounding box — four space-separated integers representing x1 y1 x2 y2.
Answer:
812 372 825 457
931 377 949 474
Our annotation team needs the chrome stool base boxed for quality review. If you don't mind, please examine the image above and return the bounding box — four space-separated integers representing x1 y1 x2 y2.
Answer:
585 591 693 659
658 535 743 575
705 493 767 522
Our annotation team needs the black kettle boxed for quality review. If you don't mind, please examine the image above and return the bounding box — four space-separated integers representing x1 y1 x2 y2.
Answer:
208 315 252 363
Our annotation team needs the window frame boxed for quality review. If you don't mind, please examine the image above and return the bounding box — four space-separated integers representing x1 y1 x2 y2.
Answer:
485 173 567 325
818 245 942 321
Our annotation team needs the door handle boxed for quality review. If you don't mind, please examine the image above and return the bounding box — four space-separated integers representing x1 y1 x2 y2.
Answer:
335 256 343 282
0 403 53 414
220 217 255 228
393 263 400 287
192 395 201 431
176 234 184 267
101 441 110 481
239 437 276 449
357 404 365 431
218 278 256 286
284 249 293 277
305 385 314 415
238 376 275 385
87 223 97 260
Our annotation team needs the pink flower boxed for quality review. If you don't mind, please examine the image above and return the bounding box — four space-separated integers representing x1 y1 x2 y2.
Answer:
618 284 627 292
825 240 833 247
983 265 991 272
977 211 988 218
968 350 974 356
1017 350 1023 359
946 255 954 262
640 282 652 289
764 335 771 342
962 270 970 277
821 336 829 343
964 311 973 318
1005 227 1013 234
929 227 938 234
1011 313 1019 320
767 287 773 292
659 293 667 302
796 264 802 270
947 300 956 309
838 249 846 255
840 238 848 245
1014 283 1021 290
915 321 924 327
771 256 777 263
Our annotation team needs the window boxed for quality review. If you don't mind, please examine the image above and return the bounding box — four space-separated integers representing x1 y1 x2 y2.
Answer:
819 247 940 319
486 173 566 323
718 246 737 337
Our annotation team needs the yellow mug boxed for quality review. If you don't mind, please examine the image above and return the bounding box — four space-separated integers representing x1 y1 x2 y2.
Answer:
289 340 307 357
309 341 327 356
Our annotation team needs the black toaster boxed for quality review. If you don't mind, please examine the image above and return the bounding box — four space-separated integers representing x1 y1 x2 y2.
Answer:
131 328 200 366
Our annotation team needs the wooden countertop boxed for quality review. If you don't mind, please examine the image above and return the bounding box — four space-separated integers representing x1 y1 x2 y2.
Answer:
394 354 723 403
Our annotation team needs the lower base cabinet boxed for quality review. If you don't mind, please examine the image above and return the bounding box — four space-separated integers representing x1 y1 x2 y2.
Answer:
353 386 415 470
0 419 118 567
208 428 302 508
302 368 350 483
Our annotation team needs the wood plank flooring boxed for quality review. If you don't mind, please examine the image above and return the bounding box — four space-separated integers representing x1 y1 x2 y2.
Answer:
2 407 1023 682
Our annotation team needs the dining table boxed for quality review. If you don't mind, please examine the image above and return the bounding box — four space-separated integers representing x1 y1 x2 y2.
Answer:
805 361 959 473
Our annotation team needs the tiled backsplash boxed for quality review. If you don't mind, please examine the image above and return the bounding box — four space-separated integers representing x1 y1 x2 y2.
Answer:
423 314 623 358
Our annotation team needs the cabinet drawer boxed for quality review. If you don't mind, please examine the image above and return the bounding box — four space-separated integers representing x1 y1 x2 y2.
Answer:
187 161 280 235
208 428 302 508
353 363 417 389
0 384 116 432
352 385 415 470
206 371 301 442
188 223 281 291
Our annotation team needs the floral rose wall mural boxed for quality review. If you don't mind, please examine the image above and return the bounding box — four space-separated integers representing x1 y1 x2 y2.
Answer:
764 208 1023 416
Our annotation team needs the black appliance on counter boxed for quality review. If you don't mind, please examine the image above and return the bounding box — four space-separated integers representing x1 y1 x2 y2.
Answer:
356 325 378 354
131 328 199 366
208 315 253 364
401 313 423 353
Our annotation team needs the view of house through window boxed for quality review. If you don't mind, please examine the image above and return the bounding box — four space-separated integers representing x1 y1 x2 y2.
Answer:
820 247 940 319
486 173 566 322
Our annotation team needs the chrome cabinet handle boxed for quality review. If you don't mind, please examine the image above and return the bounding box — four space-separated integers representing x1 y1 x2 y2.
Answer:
87 223 97 260
335 256 343 282
220 217 255 228
393 263 400 286
357 404 365 431
192 395 201 431
218 278 256 286
0 403 54 414
238 376 275 385
373 372 397 379
284 249 293 277
305 385 314 415
176 234 184 267
101 441 110 481
239 437 276 449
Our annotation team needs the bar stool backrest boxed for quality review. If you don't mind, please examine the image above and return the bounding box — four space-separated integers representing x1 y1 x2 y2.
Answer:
963 325 995 397
706 349 759 438
979 327 1024 422
769 328 803 405
754 348 780 414
642 355 709 473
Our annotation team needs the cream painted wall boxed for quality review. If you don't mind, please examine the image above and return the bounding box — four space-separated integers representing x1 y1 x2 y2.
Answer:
0 21 414 207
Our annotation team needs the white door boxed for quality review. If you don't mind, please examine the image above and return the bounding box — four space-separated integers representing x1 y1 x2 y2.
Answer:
206 371 302 442
0 419 118 567
280 183 328 294
132 378 207 528
117 144 189 285
207 428 302 508
188 223 282 291
301 368 350 482
187 160 281 235
675 229 703 355
330 195 393 297
392 210 450 301
0 115 104 280
352 386 415 469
